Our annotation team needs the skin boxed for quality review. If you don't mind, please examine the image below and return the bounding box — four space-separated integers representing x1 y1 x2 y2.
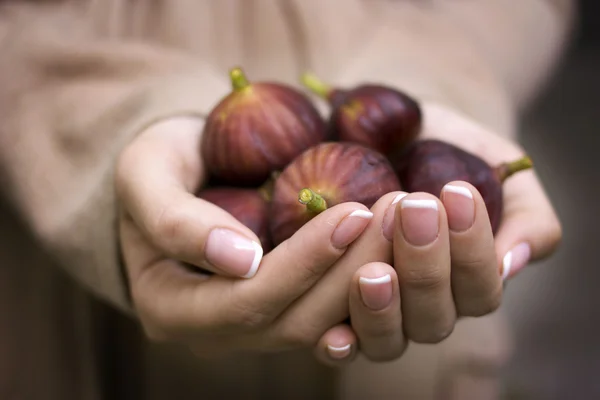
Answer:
115 100 561 364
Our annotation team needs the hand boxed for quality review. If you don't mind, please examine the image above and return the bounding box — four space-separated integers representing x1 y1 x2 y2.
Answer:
270 191 409 365
419 102 562 280
115 116 381 357
289 101 562 361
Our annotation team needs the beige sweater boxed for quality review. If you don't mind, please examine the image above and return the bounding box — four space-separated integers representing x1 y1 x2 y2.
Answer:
0 1 577 399
0 0 576 314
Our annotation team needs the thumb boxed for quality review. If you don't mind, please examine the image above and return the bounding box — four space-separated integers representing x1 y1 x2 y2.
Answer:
116 116 264 279
493 172 562 281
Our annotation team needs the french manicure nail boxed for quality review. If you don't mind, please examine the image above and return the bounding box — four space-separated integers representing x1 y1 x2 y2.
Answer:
205 228 263 278
400 199 439 246
359 274 393 310
327 344 352 360
502 242 531 280
382 193 408 242
442 184 475 232
331 210 374 249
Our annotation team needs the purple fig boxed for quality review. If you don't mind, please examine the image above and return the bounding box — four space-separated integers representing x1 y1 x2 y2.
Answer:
202 67 328 186
395 139 534 234
198 186 273 252
270 142 401 246
301 73 421 159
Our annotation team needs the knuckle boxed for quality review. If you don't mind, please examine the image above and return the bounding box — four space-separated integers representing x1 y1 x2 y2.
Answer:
409 323 455 344
151 205 186 249
228 301 272 332
361 319 399 340
452 257 486 274
282 240 330 283
402 268 447 292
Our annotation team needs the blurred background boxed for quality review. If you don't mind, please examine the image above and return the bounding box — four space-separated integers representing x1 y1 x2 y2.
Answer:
500 1 600 398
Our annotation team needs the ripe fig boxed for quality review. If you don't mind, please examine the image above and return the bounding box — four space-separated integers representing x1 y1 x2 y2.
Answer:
270 142 401 245
301 73 422 159
201 67 327 186
198 186 273 252
395 139 534 234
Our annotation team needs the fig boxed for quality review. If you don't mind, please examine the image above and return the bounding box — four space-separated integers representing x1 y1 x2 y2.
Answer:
395 139 534 234
201 67 327 186
301 73 422 159
198 186 273 252
270 142 402 245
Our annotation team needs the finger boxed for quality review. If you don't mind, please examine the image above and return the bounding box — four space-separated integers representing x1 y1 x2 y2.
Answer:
235 203 373 332
441 182 502 317
271 192 404 346
349 262 407 362
313 324 358 367
116 118 264 278
494 171 562 281
394 192 457 344
127 203 373 339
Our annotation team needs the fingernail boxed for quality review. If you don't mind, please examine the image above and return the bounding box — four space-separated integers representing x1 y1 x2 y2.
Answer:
205 228 263 278
382 193 408 242
327 344 352 360
442 184 475 232
331 210 374 249
400 199 439 246
502 242 531 280
359 274 393 310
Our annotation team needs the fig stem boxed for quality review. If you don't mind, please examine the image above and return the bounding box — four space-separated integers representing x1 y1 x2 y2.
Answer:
298 188 327 213
230 67 250 91
300 72 332 99
496 155 534 182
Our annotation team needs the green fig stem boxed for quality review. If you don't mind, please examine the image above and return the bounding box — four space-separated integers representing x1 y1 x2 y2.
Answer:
300 72 332 100
230 67 250 91
298 188 328 213
496 155 534 182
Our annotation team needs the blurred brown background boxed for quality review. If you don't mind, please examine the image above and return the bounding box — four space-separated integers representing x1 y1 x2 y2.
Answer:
500 1 600 398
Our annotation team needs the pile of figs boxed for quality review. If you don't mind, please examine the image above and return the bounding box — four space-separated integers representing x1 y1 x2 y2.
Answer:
198 67 533 252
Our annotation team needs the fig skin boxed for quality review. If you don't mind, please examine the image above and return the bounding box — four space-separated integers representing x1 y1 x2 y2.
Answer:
301 73 422 159
202 67 327 186
395 139 533 234
197 187 273 252
270 142 402 246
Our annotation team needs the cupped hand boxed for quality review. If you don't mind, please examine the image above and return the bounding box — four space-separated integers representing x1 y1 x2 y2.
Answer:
115 116 382 357
299 101 562 363
419 102 562 280
383 102 562 344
